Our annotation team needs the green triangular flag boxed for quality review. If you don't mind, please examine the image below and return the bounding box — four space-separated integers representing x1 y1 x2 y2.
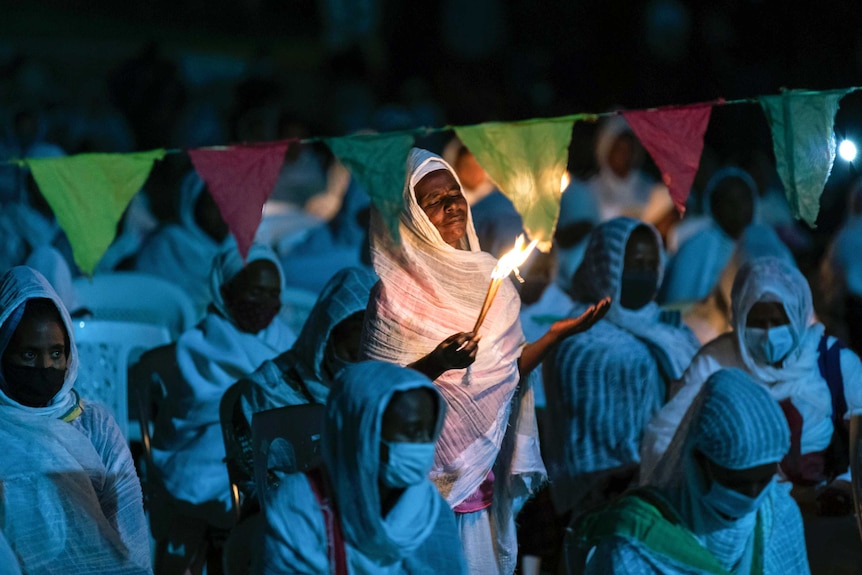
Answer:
759 89 850 227
26 149 166 275
325 133 414 242
455 117 581 251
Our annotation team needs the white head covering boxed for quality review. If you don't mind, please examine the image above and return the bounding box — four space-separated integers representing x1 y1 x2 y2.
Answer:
0 266 81 420
323 361 446 563
362 147 543 509
571 217 699 379
650 368 794 572
209 242 285 321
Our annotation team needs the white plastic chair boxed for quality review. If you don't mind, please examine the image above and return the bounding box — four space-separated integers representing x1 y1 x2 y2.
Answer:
73 319 172 440
73 272 199 339
280 286 318 335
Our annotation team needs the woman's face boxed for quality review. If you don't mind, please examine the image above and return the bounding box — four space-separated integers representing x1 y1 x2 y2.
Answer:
745 301 789 329
414 169 468 249
379 388 437 463
221 259 282 333
4 315 68 370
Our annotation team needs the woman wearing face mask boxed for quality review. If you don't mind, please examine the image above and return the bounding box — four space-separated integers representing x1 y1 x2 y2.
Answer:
256 360 467 574
642 257 862 504
224 266 378 507
150 243 296 575
539 217 700 572
574 368 808 575
0 267 151 574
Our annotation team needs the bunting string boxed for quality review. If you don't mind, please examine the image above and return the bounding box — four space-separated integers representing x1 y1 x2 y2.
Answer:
3 86 860 274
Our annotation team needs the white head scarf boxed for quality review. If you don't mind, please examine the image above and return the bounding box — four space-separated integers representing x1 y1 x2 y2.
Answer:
362 147 540 507
0 266 81 420
323 361 446 564
570 217 699 379
650 368 793 572
208 242 285 321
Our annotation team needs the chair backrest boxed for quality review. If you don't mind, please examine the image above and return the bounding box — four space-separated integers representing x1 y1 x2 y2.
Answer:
127 342 180 526
279 287 318 335
219 381 256 524
74 319 172 439
252 404 326 490
73 272 199 339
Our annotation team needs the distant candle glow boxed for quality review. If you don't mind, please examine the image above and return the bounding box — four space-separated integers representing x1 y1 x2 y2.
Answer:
839 139 857 162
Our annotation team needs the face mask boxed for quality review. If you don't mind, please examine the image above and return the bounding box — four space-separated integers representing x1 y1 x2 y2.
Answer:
702 477 773 520
744 325 795 365
379 441 436 488
1 364 66 407
323 345 351 380
619 270 658 310
228 298 281 334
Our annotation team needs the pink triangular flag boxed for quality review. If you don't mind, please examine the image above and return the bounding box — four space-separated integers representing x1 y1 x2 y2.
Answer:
623 101 719 214
189 141 293 258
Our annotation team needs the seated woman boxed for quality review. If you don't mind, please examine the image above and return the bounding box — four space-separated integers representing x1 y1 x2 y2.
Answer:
539 217 700 571
150 243 296 574
135 171 233 317
0 266 151 574
643 257 862 496
224 266 378 504
576 368 808 574
257 360 466 574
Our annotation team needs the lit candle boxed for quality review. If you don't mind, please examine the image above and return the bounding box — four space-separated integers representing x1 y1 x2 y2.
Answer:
473 234 538 333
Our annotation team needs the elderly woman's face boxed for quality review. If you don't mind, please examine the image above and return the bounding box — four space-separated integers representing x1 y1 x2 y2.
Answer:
414 169 468 249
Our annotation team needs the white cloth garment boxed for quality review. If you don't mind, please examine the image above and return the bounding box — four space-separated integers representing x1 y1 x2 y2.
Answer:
239 266 378 420
257 361 466 575
585 368 809 575
152 244 295 517
135 171 235 317
660 168 760 306
361 148 545 575
0 266 151 574
587 115 657 222
543 217 700 513
642 256 862 480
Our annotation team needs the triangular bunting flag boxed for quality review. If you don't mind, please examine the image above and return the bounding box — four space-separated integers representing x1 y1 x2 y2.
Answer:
27 149 165 275
623 102 717 215
455 118 579 251
759 89 850 227
189 141 291 259
325 133 414 242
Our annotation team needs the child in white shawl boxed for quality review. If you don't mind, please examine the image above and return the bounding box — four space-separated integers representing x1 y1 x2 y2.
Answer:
0 266 151 574
361 147 608 575
135 171 234 317
642 257 862 491
257 360 467 574
578 368 808 574
150 243 295 573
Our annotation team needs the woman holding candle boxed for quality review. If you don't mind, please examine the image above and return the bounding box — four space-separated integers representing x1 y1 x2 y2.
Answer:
360 147 608 575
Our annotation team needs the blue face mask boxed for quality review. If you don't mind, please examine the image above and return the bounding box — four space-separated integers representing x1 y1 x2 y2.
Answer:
379 441 436 488
744 325 795 365
702 477 774 520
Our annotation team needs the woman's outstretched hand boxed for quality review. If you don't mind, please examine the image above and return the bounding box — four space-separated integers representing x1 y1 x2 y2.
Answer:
409 332 481 380
548 296 612 340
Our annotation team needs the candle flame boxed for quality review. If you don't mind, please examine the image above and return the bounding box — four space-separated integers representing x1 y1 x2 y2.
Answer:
491 234 539 281
560 171 571 192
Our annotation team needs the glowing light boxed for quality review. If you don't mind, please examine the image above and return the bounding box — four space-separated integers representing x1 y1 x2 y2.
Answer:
560 171 571 192
473 235 539 332
839 139 857 162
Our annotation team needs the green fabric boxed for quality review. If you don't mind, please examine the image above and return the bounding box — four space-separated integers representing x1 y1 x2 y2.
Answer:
26 149 165 275
759 89 850 227
325 133 414 243
455 118 579 250
574 489 763 575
